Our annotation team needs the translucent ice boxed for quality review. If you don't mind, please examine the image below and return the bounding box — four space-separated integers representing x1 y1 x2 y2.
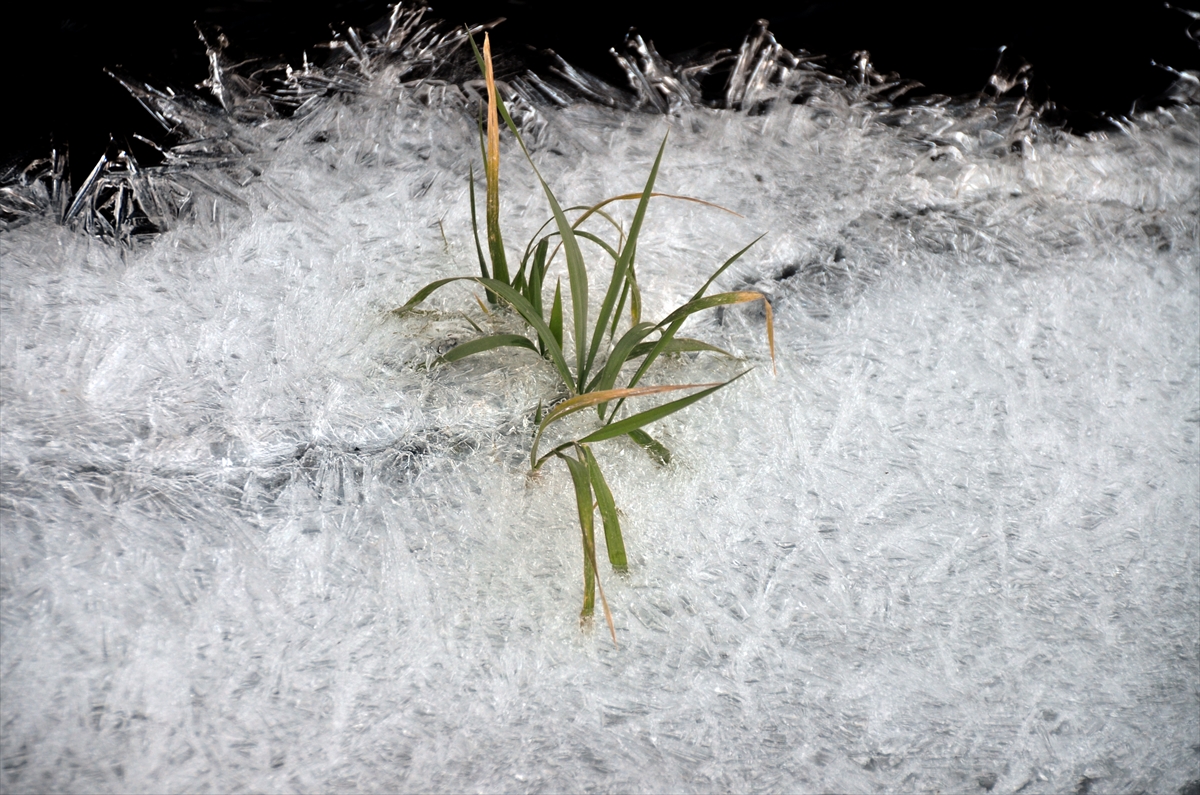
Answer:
1 10 1198 795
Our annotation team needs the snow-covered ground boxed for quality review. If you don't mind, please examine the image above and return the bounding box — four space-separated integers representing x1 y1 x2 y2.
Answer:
2 23 1198 793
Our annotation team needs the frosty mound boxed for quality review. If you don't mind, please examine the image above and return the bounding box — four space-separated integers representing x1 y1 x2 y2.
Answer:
1 6 1197 793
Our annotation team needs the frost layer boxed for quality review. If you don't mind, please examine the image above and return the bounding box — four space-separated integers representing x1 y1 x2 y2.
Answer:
1 74 1198 794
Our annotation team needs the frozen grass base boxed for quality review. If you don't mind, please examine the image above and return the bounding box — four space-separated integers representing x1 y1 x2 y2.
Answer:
2 84 1198 793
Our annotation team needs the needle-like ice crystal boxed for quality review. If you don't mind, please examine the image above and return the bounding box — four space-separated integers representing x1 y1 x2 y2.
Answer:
1 4 1197 793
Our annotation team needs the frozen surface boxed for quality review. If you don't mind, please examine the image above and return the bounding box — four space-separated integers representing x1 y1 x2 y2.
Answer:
2 45 1199 794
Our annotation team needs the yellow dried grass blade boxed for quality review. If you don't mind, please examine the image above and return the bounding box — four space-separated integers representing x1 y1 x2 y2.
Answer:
482 34 508 283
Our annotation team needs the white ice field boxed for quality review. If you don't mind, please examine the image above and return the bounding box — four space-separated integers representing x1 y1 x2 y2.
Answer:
1 23 1198 794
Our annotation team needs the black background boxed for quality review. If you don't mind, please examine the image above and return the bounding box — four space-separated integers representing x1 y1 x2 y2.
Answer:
7 1 1199 185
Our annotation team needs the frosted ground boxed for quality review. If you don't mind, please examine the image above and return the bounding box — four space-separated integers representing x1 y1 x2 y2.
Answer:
2 16 1199 795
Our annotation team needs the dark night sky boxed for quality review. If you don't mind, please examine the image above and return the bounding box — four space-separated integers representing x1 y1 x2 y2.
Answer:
7 1 1199 182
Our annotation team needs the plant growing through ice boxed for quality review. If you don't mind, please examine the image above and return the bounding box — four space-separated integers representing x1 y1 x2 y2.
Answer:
395 34 775 644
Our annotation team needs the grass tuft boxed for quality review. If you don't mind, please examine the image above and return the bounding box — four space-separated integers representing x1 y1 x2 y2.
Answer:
395 32 774 645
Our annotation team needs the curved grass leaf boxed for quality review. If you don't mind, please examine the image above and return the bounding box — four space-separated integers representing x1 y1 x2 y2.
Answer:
532 382 722 468
559 450 596 618
654 289 769 326
628 337 734 360
573 192 744 229
585 321 657 397
554 204 588 391
571 230 620 262
625 291 775 405
395 275 574 390
475 277 575 388
582 445 627 571
605 237 767 420
585 136 668 385
558 447 617 645
627 428 671 466
577 371 751 447
524 205 627 269
440 333 537 363
686 234 766 303
393 276 473 316
524 228 625 279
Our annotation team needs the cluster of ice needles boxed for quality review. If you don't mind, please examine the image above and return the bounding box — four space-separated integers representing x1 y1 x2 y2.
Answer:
1 3 1197 793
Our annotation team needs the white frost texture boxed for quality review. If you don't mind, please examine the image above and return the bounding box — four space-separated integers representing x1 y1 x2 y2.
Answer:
2 61 1199 794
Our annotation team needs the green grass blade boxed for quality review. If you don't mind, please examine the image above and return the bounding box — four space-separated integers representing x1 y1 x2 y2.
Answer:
468 165 489 282
440 333 537 363
557 448 617 644
571 191 744 232
582 445 627 571
585 136 668 384
395 275 574 387
485 70 589 391
536 205 628 271
620 318 685 404
550 279 564 352
628 337 735 360
686 234 765 303
610 277 630 340
578 371 751 446
394 276 474 315
476 278 574 389
657 291 775 366
657 291 768 326
626 291 773 397
527 238 546 373
627 429 671 466
571 230 620 261
532 381 721 467
586 321 657 416
559 450 596 619
527 237 548 317
606 235 762 400
560 206 588 392
629 266 642 325
468 26 488 73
